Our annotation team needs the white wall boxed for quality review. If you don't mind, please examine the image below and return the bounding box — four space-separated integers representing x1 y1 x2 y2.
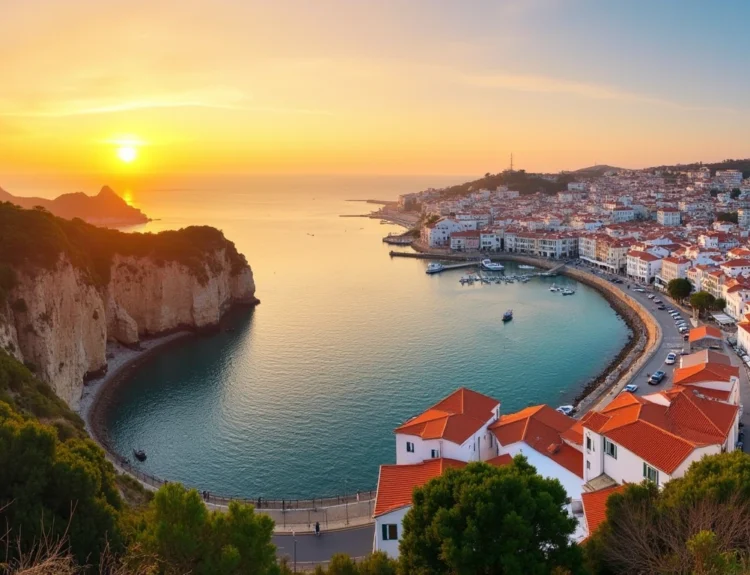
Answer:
395 434 445 465
499 442 584 502
374 506 409 558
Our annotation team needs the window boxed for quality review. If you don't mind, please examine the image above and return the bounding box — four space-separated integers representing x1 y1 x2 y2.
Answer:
406 442 414 453
643 463 659 484
586 460 591 470
586 436 592 452
431 449 440 459
603 438 617 459
382 524 398 541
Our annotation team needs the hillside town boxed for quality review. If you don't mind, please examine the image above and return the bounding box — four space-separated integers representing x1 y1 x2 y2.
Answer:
370 165 750 559
398 166 750 329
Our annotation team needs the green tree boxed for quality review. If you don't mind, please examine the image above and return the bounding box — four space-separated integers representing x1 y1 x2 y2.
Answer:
586 452 750 574
731 188 742 199
690 291 716 317
717 211 739 224
713 297 727 311
0 402 123 567
399 457 583 575
313 552 398 575
135 482 279 575
667 278 692 302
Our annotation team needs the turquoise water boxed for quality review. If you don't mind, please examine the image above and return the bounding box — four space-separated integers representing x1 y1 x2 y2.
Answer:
99 175 629 499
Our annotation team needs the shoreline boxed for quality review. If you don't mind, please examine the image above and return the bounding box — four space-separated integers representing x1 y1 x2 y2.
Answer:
78 332 195 455
403 244 661 411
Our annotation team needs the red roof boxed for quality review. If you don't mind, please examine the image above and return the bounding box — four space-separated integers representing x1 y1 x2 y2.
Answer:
688 326 723 343
395 388 499 445
581 485 626 537
581 389 738 474
489 405 582 478
673 362 738 385
373 455 512 516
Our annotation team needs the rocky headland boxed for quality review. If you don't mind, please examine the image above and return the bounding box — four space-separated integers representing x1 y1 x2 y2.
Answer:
0 184 150 227
0 202 258 409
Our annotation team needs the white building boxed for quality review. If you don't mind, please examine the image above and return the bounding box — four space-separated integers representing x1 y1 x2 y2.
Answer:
420 217 471 248
738 208 750 229
720 258 750 278
660 256 692 283
626 251 663 284
656 208 681 226
578 390 739 489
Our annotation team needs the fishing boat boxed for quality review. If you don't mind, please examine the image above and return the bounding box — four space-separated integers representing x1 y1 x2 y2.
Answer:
426 262 444 274
481 259 505 271
133 449 147 462
502 309 513 322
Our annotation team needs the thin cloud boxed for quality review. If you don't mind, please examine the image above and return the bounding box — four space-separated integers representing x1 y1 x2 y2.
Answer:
460 70 740 113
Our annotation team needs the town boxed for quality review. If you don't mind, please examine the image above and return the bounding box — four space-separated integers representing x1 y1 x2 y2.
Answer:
369 163 750 559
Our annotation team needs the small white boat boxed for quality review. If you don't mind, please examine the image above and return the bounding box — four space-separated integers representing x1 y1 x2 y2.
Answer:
481 259 505 271
561 288 575 296
518 265 535 270
549 284 560 292
426 262 444 274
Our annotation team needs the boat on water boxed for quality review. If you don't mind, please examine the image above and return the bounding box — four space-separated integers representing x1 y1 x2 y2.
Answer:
518 264 535 270
502 309 513 322
426 262 444 274
481 259 505 271
133 449 147 462
561 288 575 296
549 284 560 292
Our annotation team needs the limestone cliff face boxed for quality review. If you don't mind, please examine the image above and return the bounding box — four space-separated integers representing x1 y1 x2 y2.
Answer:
0 250 257 408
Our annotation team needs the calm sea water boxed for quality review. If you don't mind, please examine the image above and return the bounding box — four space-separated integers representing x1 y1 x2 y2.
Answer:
67 175 630 499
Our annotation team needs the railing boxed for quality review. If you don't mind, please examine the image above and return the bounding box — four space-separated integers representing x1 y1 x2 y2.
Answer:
115 455 375 510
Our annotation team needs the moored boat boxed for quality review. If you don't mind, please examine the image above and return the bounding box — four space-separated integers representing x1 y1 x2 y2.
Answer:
561 288 575 295
426 262 444 274
133 449 147 462
481 259 505 271
518 264 535 270
502 309 513 322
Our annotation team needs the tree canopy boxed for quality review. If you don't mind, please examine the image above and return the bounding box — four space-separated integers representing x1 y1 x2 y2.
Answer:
586 452 750 575
690 291 716 316
716 211 739 224
399 457 583 575
667 278 692 301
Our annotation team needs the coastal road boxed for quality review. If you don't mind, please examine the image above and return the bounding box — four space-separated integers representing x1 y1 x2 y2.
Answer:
273 525 374 568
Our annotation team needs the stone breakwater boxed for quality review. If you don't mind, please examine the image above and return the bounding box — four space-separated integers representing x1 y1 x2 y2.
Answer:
0 249 258 409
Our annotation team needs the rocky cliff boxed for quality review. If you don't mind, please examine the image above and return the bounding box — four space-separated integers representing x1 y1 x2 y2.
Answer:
0 203 257 409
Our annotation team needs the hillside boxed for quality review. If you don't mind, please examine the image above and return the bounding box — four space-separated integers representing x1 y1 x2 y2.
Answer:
434 170 574 198
572 164 625 176
648 158 750 178
0 185 150 227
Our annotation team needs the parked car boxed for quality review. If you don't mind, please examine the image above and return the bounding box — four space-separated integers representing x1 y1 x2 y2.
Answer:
556 405 574 416
679 327 689 334
649 371 666 385
654 299 662 304
624 384 638 393
665 353 677 365
648 294 656 299
657 305 666 310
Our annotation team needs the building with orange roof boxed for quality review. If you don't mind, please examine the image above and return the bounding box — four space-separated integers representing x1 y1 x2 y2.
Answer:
670 351 740 405
688 325 723 349
626 250 663 284
580 485 627 542
394 387 501 465
580 388 739 490
373 455 512 557
738 312 750 354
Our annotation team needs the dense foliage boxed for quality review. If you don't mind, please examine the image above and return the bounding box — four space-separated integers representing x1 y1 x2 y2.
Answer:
0 202 247 289
313 552 398 575
0 401 124 567
435 170 573 199
667 278 693 302
399 457 584 575
690 291 716 316
586 452 750 575
717 211 739 224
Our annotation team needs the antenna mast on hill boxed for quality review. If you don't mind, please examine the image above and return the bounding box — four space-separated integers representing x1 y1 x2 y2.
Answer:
509 153 514 173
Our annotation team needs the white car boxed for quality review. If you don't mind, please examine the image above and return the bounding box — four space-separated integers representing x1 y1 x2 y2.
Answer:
648 294 656 299
665 353 677 365
679 326 689 333
623 384 638 393
556 405 574 416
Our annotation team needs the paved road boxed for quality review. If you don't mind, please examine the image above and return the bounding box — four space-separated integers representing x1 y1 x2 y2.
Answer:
273 525 374 566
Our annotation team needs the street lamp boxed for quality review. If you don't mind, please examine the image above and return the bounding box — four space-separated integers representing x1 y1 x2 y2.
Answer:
292 530 297 573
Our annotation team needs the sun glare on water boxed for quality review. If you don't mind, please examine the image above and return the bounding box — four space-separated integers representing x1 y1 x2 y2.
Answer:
117 145 138 163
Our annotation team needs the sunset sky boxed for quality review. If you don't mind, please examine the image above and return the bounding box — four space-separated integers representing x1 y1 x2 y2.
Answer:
1 0 748 177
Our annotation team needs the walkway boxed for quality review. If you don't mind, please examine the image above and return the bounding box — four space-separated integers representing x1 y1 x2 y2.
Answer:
273 525 374 572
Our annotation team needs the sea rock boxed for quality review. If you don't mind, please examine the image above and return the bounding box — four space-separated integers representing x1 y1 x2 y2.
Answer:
0 249 257 409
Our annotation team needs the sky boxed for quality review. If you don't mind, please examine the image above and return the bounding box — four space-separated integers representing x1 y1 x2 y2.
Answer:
1 0 748 179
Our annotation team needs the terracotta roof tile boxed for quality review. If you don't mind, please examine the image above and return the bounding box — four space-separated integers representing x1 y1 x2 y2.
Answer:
689 326 723 343
395 388 499 445
582 485 626 537
673 362 738 385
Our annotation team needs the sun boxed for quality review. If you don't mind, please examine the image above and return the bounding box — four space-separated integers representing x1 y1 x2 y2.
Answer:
117 146 138 163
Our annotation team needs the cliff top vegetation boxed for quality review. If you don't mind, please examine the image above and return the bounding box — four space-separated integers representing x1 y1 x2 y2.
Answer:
0 202 248 299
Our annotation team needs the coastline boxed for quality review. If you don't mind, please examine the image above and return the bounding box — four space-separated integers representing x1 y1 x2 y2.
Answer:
78 332 194 455
403 244 661 412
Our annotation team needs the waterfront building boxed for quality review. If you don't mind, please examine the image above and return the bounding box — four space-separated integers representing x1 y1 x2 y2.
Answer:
480 230 502 251
577 390 739 490
504 231 578 259
449 230 480 251
626 250 663 284
420 217 465 247
657 208 681 226
659 256 691 283
674 350 740 405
